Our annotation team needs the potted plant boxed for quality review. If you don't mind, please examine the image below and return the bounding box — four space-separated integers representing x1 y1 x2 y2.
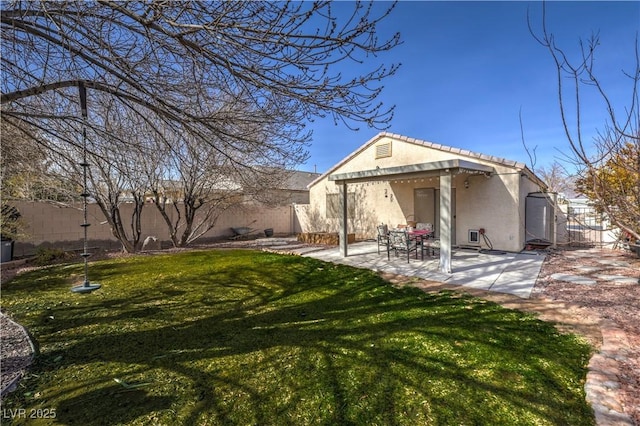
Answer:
1 204 23 262
623 230 640 257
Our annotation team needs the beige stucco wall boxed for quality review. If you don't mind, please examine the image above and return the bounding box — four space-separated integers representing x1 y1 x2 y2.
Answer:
456 171 521 251
306 134 543 252
10 201 299 256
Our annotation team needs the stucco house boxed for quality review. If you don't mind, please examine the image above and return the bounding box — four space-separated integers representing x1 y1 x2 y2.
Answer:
301 132 556 273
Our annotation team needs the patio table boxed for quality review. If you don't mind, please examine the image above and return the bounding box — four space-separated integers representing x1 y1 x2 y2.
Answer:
408 229 431 238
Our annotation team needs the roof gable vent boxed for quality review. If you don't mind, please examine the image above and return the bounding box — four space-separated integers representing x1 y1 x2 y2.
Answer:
375 142 392 159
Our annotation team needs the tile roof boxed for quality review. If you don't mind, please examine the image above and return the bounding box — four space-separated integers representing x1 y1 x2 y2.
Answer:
309 132 544 188
281 169 322 191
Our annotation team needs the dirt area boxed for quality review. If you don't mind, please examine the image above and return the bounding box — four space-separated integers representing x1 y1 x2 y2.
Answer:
2 245 639 423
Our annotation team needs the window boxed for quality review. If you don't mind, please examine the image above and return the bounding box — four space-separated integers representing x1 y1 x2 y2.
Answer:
326 193 356 219
375 142 392 159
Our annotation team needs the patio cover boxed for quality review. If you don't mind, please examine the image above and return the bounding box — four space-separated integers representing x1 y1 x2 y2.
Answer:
328 159 494 274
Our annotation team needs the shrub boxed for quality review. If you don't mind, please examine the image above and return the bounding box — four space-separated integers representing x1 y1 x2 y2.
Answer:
34 247 72 266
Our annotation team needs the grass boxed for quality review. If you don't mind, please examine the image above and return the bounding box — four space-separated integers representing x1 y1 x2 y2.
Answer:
1 250 594 425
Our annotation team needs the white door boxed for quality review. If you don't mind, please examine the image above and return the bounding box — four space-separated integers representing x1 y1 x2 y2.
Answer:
414 188 456 242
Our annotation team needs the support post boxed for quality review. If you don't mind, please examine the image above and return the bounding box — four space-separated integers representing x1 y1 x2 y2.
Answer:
439 173 452 274
339 181 348 257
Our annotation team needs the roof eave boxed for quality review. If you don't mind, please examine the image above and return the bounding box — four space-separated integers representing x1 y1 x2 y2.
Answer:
329 159 494 184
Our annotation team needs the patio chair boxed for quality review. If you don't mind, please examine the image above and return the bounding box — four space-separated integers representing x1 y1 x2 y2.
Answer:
377 224 389 254
387 230 418 263
416 222 433 232
421 237 441 257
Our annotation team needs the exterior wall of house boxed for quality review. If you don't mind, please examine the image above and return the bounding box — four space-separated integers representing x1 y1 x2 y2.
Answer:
307 135 458 237
454 166 523 252
306 134 533 252
303 179 400 238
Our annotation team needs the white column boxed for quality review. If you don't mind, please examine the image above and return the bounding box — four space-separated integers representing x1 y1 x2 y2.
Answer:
339 181 348 257
439 173 452 274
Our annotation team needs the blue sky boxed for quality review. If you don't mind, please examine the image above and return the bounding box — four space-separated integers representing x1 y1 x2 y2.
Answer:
300 1 640 174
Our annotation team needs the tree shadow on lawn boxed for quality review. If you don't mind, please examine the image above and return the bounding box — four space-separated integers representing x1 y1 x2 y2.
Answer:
3 251 593 425
55 385 174 425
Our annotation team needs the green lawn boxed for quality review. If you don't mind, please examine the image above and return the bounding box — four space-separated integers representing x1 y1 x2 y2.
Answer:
1 250 594 425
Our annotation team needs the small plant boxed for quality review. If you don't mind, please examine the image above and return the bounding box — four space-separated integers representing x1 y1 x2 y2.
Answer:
34 247 72 266
1 203 26 241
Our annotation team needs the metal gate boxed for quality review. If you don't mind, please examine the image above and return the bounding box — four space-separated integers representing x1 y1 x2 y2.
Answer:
566 204 605 247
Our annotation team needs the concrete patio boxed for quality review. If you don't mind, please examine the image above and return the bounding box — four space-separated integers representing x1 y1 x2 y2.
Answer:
285 241 546 298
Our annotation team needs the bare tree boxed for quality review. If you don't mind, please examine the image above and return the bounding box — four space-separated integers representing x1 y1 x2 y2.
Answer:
1 1 400 169
147 132 249 247
0 120 80 202
2 2 401 249
535 161 576 197
134 89 302 248
44 100 152 253
529 3 640 240
89 144 148 254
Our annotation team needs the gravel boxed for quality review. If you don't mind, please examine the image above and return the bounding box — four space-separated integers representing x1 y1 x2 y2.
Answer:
0 312 35 397
533 248 640 425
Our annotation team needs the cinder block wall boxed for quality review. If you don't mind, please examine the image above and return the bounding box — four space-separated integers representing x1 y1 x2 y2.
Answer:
10 201 300 256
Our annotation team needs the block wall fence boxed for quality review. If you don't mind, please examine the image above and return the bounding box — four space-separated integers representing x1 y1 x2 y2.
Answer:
10 201 305 257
